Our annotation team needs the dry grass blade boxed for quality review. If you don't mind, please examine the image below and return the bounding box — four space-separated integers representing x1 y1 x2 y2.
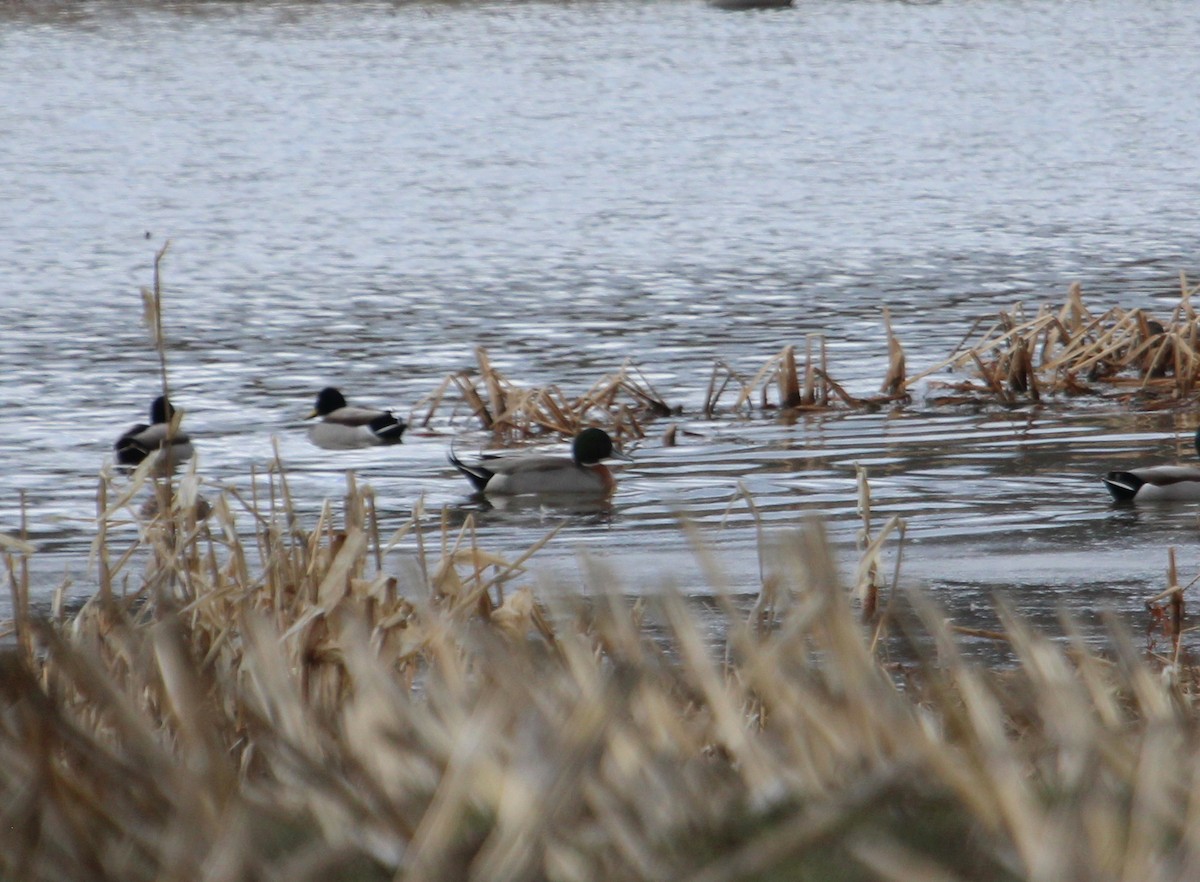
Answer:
451 369 495 430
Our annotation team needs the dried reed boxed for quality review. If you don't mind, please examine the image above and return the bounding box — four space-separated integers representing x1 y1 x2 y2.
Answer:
416 347 673 442
705 322 909 419
919 277 1200 406
416 280 1200 434
5 467 1200 881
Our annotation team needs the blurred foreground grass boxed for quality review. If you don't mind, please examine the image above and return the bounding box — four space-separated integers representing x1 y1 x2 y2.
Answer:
2 458 1198 882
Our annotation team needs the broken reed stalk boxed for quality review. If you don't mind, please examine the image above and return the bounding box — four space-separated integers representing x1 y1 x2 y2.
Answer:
800 338 813 407
1144 546 1190 663
410 372 459 429
5 468 1200 881
477 345 507 428
3 493 32 658
880 306 907 398
721 315 912 416
854 466 906 653
703 359 736 418
135 241 194 585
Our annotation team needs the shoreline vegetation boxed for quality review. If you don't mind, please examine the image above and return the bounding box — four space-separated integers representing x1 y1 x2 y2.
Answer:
4 251 1200 878
2 458 1197 880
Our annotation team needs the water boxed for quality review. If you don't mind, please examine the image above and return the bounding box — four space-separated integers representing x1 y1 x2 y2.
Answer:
2 0 1200 641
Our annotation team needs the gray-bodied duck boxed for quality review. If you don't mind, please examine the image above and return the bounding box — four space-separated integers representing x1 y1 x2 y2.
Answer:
114 396 194 467
306 387 406 449
449 427 632 496
1103 427 1200 502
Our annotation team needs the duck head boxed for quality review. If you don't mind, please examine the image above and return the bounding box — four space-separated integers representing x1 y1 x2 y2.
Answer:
150 396 177 424
572 427 633 467
309 387 348 419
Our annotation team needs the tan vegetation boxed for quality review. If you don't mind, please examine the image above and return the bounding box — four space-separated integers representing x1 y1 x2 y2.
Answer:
409 281 1200 446
704 308 911 417
916 276 1200 407
3 463 1200 881
412 346 673 442
5 247 1199 880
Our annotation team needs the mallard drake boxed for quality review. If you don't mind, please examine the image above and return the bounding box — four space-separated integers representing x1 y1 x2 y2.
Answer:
448 427 632 496
306 387 406 449
1103 427 1200 502
114 396 194 467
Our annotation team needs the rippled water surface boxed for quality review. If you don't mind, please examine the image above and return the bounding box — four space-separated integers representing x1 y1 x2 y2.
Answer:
3 0 1200 638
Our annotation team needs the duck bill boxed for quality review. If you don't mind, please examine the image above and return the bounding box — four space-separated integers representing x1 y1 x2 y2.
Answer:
305 409 319 420
608 450 634 463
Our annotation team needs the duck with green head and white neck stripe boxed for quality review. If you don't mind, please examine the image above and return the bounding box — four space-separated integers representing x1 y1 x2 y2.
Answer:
1103 426 1200 502
449 427 632 496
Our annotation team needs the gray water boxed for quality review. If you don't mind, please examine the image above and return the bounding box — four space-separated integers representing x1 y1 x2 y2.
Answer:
2 0 1200 640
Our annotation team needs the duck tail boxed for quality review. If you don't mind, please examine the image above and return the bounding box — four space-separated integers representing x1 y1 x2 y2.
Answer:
114 426 150 466
448 439 492 492
370 412 406 444
1102 471 1144 503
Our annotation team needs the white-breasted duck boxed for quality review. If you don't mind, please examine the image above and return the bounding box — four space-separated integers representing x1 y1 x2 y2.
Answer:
1103 427 1200 502
448 427 632 496
306 387 406 449
114 396 194 467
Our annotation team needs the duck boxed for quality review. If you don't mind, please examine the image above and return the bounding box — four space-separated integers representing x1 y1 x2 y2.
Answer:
448 427 632 496
306 387 406 449
1102 427 1200 502
114 396 194 467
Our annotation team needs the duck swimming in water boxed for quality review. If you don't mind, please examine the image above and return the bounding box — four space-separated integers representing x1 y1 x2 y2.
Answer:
114 396 194 467
448 427 632 496
306 387 406 449
1103 426 1200 502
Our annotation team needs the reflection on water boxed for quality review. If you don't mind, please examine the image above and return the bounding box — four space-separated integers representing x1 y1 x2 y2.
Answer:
464 493 616 521
2 0 1200 637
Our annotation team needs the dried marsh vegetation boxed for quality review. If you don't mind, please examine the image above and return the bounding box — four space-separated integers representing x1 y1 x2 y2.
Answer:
920 277 1200 406
715 280 1200 416
411 315 909 442
7 251 1200 879
5 468 1200 881
703 310 909 418
412 282 1200 442
427 280 1200 436
414 346 673 442
423 286 1182 447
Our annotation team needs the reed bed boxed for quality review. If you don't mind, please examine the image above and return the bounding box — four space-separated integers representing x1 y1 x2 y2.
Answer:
409 281 1200 444
918 277 1200 406
5 465 1200 881
413 319 909 443
705 310 910 418
413 346 673 442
